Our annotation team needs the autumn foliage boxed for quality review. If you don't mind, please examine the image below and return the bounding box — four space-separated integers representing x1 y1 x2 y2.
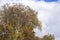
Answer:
0 3 54 40
0 3 41 40
35 34 55 40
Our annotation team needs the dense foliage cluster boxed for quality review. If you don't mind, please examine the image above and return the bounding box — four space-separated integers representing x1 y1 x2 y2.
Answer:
35 34 55 40
0 3 41 40
0 3 54 40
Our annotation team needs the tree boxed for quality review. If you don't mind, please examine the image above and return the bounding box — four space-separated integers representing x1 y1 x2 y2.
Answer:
43 34 55 40
0 3 41 40
0 3 55 40
35 34 55 40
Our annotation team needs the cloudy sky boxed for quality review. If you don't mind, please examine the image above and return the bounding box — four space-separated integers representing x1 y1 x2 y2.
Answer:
0 0 60 40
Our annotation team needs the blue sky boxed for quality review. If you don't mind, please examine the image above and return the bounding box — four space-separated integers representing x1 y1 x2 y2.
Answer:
0 0 60 40
34 0 57 2
45 0 57 2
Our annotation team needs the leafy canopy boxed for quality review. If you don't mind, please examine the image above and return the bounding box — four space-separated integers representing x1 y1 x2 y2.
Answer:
0 3 41 40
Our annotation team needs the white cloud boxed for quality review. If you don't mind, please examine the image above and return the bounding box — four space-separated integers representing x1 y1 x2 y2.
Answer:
20 1 60 40
20 1 60 38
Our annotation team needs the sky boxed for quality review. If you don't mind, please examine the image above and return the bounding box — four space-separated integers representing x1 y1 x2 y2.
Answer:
35 0 57 2
0 0 60 40
45 0 57 2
